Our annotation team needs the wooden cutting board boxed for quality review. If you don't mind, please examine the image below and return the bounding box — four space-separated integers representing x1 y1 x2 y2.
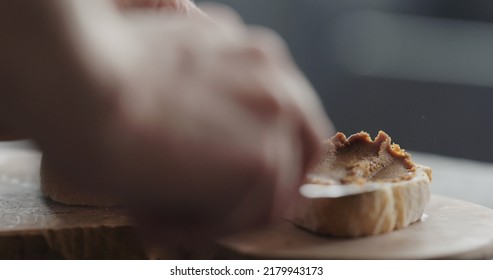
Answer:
2 143 493 259
0 145 206 259
0 146 151 259
218 195 493 259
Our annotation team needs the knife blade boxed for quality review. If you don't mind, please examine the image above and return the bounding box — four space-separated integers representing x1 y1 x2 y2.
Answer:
299 183 385 198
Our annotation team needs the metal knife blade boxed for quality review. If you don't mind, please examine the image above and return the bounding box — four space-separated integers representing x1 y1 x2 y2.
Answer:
299 183 385 198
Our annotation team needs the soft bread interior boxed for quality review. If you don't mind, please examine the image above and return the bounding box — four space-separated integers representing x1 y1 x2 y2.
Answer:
292 131 432 237
292 164 431 237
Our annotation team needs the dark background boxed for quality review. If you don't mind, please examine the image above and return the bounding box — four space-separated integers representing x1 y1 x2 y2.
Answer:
197 0 493 162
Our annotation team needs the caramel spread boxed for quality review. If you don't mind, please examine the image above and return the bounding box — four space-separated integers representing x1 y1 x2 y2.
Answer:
306 131 416 185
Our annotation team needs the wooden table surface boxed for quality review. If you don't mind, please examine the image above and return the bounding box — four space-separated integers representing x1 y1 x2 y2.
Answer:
1 141 493 259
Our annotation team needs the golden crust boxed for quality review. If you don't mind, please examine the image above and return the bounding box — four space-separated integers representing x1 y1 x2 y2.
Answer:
40 156 117 207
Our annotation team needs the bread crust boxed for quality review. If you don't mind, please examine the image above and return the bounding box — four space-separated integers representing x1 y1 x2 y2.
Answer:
40 155 117 207
291 165 431 237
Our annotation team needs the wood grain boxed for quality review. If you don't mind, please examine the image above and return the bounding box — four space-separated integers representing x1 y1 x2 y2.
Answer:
0 146 147 259
0 144 219 259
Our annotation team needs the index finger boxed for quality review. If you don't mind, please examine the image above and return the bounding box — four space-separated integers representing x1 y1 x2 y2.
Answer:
245 27 334 138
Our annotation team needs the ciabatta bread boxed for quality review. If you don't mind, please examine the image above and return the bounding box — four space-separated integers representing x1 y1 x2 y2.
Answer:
40 155 117 207
291 131 432 237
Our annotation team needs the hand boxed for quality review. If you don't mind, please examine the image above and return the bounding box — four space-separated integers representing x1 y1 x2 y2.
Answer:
115 0 205 16
29 2 335 242
0 0 202 142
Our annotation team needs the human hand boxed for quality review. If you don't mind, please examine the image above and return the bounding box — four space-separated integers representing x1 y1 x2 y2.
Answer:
115 0 204 16
38 2 334 242
0 0 202 142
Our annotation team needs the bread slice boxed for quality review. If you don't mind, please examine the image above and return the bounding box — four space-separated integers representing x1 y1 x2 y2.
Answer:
40 155 117 207
291 131 432 237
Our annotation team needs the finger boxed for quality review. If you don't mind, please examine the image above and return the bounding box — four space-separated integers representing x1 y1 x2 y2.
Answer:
244 27 333 138
245 26 300 71
115 0 206 17
198 2 246 40
282 71 335 173
248 37 334 171
268 117 303 221
286 70 335 140
248 28 334 138
222 30 334 172
115 0 160 10
155 0 206 17
199 2 244 27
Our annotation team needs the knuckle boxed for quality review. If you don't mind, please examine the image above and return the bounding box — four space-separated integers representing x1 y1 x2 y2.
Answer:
248 27 290 54
243 142 277 186
262 91 283 116
117 0 196 14
251 88 286 119
200 3 244 25
251 85 284 117
244 45 271 64
157 0 191 11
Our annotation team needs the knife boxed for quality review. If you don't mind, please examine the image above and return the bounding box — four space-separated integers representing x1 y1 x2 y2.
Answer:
299 183 386 198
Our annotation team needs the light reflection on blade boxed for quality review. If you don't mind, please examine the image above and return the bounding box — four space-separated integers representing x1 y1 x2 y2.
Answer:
299 183 384 198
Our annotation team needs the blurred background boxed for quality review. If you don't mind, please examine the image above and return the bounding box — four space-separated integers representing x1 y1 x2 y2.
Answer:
198 0 493 163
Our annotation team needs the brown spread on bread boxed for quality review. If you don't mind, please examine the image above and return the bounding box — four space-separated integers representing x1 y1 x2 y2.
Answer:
306 131 416 185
